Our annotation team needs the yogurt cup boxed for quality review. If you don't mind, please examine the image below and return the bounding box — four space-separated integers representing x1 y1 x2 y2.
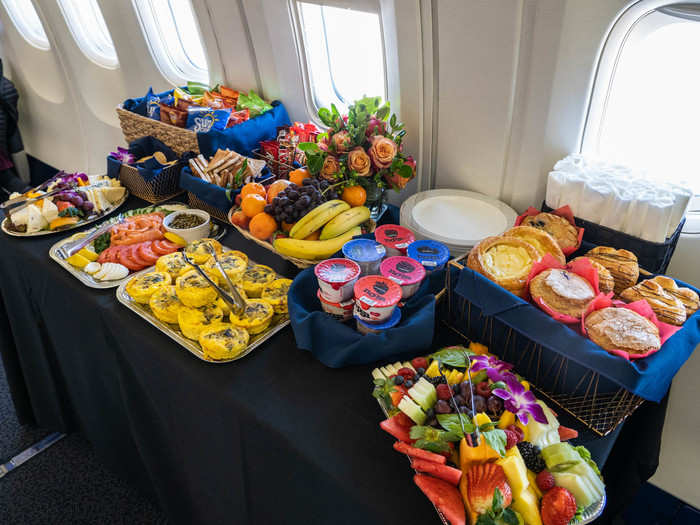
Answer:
342 239 386 276
353 275 402 324
374 224 415 257
407 239 450 273
314 258 361 303
317 290 354 321
355 307 401 335
380 256 426 300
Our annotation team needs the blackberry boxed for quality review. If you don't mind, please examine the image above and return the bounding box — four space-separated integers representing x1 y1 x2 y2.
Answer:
517 441 546 473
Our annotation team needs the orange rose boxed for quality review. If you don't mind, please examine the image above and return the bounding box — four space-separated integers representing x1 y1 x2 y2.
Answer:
347 147 371 176
384 156 416 190
320 155 340 181
368 135 397 169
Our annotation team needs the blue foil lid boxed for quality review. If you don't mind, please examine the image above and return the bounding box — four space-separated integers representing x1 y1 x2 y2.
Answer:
407 240 450 268
355 306 402 331
342 239 386 263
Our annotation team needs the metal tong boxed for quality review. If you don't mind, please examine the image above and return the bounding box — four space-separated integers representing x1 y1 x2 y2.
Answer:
1 188 64 216
55 214 126 260
181 247 246 315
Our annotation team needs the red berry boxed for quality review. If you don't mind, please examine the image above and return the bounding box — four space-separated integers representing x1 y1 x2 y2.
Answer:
475 381 491 397
411 357 428 370
536 470 555 492
504 429 519 450
541 487 577 525
394 412 414 428
397 367 415 380
436 383 452 401
507 424 524 443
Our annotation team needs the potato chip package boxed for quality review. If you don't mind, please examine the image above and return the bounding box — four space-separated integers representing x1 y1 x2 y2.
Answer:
186 106 232 133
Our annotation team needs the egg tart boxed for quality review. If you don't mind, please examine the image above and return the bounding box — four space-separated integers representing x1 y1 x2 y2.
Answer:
467 236 540 298
620 279 686 326
585 307 660 355
241 265 276 298
175 270 219 307
522 212 579 252
572 257 614 295
184 238 223 264
155 252 190 280
149 286 183 324
261 278 293 314
203 251 247 283
125 271 172 304
585 246 639 295
504 226 565 264
177 303 224 340
651 276 699 317
529 268 595 319
229 299 274 335
199 324 250 360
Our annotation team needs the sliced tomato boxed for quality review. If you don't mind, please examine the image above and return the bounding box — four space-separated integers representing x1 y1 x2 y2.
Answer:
137 242 159 265
115 247 143 271
127 244 151 268
159 240 181 251
151 240 174 256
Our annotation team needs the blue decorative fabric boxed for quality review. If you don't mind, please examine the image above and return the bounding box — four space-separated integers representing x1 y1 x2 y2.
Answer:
106 136 189 183
454 267 700 402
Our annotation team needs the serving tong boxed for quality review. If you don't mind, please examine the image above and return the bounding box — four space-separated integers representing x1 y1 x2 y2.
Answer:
55 214 127 260
181 246 246 315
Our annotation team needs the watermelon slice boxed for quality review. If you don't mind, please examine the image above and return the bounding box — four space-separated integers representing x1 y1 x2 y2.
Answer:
414 474 466 525
380 416 412 443
558 425 579 441
412 458 462 486
393 441 447 465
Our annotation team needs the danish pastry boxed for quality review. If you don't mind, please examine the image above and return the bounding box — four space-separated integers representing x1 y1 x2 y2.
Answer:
125 271 172 304
585 307 660 355
504 226 565 264
585 246 639 295
620 279 686 325
571 257 615 295
149 285 183 324
522 212 579 251
176 270 219 307
651 276 699 317
229 299 274 335
529 268 596 319
199 324 249 360
467 236 540 298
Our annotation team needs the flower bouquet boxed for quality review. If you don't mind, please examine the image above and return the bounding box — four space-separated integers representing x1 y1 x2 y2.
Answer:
298 97 416 218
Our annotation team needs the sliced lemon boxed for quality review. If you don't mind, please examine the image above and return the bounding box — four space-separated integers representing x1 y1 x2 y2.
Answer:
164 232 187 247
78 247 99 262
66 253 90 269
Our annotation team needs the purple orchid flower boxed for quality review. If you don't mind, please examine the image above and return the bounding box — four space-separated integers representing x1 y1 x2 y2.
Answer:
110 147 135 164
491 373 547 424
469 354 514 382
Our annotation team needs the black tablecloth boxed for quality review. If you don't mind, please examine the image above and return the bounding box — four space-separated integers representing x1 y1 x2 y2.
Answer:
0 196 664 524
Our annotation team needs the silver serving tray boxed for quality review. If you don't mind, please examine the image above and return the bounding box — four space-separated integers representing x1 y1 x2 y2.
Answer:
1 190 129 237
116 254 290 363
49 204 227 289
375 385 605 524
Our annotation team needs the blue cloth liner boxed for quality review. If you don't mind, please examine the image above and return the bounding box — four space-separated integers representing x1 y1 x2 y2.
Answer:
121 88 290 158
106 136 190 183
454 267 700 402
179 165 274 213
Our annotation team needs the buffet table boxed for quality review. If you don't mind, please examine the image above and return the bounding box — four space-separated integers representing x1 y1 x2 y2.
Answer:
0 196 665 525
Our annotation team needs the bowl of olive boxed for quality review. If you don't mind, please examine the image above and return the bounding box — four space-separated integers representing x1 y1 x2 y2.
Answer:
163 209 211 243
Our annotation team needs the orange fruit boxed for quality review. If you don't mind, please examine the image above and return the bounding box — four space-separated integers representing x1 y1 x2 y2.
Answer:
341 185 367 207
304 230 321 241
281 221 295 232
289 168 311 186
241 194 266 218
267 179 292 203
249 212 278 241
241 182 267 200
230 210 251 229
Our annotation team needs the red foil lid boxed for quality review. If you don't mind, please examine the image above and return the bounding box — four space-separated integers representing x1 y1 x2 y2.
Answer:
353 276 402 308
375 224 415 249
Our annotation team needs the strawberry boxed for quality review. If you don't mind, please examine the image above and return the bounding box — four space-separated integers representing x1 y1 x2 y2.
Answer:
541 487 577 525
504 429 519 450
397 367 415 380
466 463 512 514
507 424 524 443
411 357 428 370
436 383 452 401
536 470 555 492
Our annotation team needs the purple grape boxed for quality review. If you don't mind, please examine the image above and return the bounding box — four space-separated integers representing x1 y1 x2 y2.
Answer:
69 196 83 207
435 400 451 414
473 395 487 414
82 201 94 211
487 396 504 416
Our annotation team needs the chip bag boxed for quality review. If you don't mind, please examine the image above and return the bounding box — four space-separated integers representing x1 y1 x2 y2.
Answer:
186 106 232 133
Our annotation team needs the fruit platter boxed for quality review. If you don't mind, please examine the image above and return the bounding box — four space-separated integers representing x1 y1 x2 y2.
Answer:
228 176 375 268
372 344 605 525
117 239 290 363
49 204 226 289
2 171 128 236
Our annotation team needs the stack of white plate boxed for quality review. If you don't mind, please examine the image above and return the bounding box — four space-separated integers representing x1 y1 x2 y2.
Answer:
400 189 518 256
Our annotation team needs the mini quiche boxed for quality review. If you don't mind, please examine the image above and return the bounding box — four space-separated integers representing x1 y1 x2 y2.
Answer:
176 270 219 307
199 323 250 360
125 271 172 304
261 278 293 314
204 251 247 283
184 238 223 264
229 299 274 335
226 250 248 267
149 285 183 324
216 284 247 316
155 252 190 280
178 303 224 340
241 265 276 298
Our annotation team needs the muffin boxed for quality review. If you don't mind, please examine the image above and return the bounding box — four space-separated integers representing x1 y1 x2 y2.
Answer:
529 268 596 319
261 278 293 314
241 265 276 298
149 285 183 324
125 271 172 304
175 270 219 307
199 324 250 360
229 299 274 335
177 303 224 340
522 212 579 252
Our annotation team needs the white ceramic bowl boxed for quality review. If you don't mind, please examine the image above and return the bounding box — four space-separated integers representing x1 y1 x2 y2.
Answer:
163 209 210 243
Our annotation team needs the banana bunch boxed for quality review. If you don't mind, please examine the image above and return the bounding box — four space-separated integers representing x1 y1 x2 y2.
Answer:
275 201 370 260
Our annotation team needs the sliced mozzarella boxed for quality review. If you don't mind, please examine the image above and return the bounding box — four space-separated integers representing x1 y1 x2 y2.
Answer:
84 262 101 275
103 263 129 280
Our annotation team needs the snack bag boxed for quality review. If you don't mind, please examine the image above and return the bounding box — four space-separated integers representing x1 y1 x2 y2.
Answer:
186 106 232 133
145 88 161 120
227 108 250 127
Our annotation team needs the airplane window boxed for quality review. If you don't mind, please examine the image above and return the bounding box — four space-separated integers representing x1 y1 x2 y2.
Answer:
132 0 209 84
295 1 386 114
0 0 50 50
582 4 700 196
57 0 118 68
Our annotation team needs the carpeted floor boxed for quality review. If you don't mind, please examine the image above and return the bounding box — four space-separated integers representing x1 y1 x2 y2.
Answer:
0 359 167 525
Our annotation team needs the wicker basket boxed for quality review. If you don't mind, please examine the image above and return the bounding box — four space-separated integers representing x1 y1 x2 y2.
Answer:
118 162 185 204
186 192 231 224
116 105 199 156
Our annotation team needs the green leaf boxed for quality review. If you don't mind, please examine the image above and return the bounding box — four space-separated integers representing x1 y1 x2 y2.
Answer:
317 107 334 126
413 438 450 454
478 422 497 432
492 487 503 513
574 445 603 479
297 142 321 154
481 429 507 457
501 508 519 525
376 103 390 121
306 154 324 175
436 413 475 437
490 381 506 391
429 346 474 368
397 164 413 179
92 232 110 254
